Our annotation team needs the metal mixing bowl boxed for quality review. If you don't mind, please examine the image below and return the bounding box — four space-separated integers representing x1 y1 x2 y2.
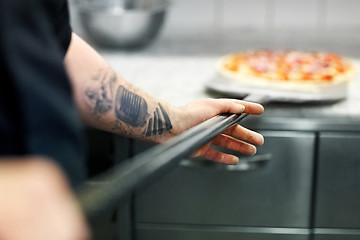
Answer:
75 0 169 48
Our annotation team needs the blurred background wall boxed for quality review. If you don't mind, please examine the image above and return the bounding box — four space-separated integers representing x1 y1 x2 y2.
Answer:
160 0 360 36
69 0 360 56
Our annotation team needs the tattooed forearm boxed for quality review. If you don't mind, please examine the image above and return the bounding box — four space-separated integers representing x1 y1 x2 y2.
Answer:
85 68 173 139
115 86 148 127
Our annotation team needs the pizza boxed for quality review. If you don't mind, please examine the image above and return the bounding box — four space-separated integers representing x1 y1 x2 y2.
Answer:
217 50 355 92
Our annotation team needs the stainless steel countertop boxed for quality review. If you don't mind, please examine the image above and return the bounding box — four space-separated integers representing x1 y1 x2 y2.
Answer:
97 33 360 132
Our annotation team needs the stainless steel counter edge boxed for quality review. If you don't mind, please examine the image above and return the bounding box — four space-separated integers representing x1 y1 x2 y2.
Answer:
136 223 311 235
241 116 360 132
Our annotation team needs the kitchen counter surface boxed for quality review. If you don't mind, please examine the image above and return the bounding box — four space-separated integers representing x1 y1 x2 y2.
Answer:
96 34 360 132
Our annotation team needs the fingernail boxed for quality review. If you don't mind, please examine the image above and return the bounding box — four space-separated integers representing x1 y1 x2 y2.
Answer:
232 156 239 165
250 147 257 155
237 104 245 112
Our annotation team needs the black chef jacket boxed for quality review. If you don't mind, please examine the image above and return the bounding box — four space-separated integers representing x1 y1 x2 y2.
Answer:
0 0 86 187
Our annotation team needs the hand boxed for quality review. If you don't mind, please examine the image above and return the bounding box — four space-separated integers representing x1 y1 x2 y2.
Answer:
176 98 264 164
0 157 89 240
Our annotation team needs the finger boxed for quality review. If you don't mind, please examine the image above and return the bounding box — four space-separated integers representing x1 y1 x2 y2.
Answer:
212 134 257 156
223 124 264 146
196 146 239 165
229 99 264 115
208 98 246 114
210 98 264 115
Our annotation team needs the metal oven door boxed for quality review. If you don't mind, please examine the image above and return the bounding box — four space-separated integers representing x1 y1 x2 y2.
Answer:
134 131 315 239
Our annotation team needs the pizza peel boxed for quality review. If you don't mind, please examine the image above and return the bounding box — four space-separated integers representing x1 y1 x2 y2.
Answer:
206 74 348 103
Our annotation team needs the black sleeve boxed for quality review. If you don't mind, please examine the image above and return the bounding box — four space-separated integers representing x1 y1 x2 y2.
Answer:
52 0 73 56
0 0 86 187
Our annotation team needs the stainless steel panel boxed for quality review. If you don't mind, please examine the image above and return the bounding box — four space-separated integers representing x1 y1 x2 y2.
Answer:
90 208 117 240
314 228 360 240
134 131 315 227
136 224 310 240
315 132 360 228
315 236 360 240
116 197 133 240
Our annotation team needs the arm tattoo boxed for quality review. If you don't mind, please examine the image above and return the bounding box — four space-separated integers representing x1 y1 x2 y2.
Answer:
155 108 163 135
114 86 173 137
144 103 173 137
85 86 112 114
152 110 157 135
85 69 116 114
115 86 148 127
159 103 173 132
145 119 153 137
86 69 173 138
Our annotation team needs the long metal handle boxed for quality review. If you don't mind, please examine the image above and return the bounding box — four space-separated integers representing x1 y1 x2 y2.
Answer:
77 94 267 220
